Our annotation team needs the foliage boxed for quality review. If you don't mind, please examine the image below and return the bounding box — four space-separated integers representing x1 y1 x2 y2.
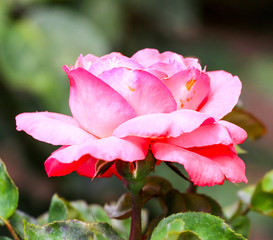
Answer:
1 158 273 239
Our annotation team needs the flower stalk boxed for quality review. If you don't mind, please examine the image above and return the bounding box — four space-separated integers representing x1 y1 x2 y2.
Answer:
129 188 142 240
116 151 156 240
0 216 20 240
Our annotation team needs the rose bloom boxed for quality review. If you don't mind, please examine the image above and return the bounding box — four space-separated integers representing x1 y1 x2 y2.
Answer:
16 48 247 186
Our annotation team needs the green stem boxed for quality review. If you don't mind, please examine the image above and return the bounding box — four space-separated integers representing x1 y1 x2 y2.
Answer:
241 205 251 216
129 189 142 240
0 216 20 240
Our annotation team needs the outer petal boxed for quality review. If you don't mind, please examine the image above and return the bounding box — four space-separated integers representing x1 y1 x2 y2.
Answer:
99 68 177 115
183 57 202 70
131 48 186 68
219 120 247 145
89 55 143 76
152 143 247 186
44 136 149 176
64 67 137 138
162 68 210 111
71 54 99 70
45 147 89 177
113 109 215 138
131 48 161 67
199 70 242 119
165 122 233 148
16 112 96 145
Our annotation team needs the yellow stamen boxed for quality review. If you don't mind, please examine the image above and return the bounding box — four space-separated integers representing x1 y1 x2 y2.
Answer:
180 99 184 108
186 79 196 91
128 86 136 92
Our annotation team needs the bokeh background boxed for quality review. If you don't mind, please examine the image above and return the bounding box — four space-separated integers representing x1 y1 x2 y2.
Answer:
0 0 273 239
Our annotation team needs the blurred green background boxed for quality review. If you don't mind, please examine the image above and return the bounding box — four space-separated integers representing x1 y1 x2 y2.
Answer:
0 0 273 239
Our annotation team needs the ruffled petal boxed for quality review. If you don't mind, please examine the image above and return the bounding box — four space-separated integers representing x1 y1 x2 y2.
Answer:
219 120 247 145
113 109 215 138
162 68 210 111
44 136 149 176
165 122 233 148
71 54 99 70
99 68 177 115
16 112 96 145
152 143 247 186
199 70 242 119
131 48 186 69
89 55 143 76
45 147 90 177
64 67 137 138
183 57 202 70
131 48 161 67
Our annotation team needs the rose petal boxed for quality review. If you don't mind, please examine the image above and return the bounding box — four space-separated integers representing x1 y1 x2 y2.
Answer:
152 143 247 186
162 68 210 111
99 68 177 115
199 70 242 119
183 57 202 70
89 55 143 76
219 120 247 145
16 112 96 145
44 136 149 175
65 67 137 138
45 147 89 177
131 48 161 67
71 54 99 70
113 109 215 138
166 122 233 148
131 48 186 68
148 61 186 77
144 69 168 79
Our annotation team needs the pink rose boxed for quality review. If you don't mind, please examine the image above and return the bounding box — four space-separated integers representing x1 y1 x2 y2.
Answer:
16 48 247 186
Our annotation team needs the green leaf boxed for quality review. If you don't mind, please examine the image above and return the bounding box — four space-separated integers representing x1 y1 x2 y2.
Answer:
181 193 223 218
24 220 124 240
250 170 273 216
251 184 273 216
161 192 223 218
151 212 246 240
145 176 173 195
104 193 132 219
48 194 68 222
261 170 273 192
0 237 13 240
238 185 256 205
200 194 224 218
223 202 243 220
176 230 202 240
166 230 202 240
223 107 266 140
9 210 37 239
0 159 18 220
182 193 212 214
36 212 48 225
229 216 250 239
163 190 187 216
151 218 185 240
70 201 110 223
